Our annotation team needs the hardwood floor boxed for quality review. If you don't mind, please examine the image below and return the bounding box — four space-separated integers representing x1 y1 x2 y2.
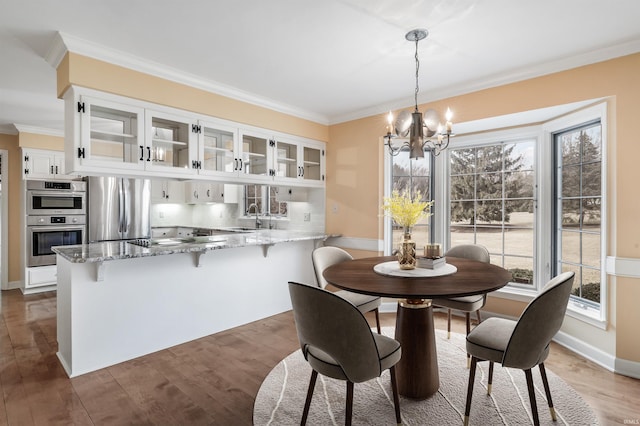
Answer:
0 289 638 425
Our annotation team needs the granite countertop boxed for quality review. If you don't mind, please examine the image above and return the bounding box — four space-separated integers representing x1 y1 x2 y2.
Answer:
52 229 331 263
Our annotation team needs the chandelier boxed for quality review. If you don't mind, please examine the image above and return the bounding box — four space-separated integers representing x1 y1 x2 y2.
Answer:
384 29 453 159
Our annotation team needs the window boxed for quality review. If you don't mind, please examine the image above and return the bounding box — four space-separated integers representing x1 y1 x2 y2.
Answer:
385 149 434 254
449 140 536 284
244 185 287 216
554 121 602 308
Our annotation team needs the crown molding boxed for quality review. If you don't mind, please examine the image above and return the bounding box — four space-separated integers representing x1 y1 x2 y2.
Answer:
13 124 64 137
330 38 640 125
45 32 330 126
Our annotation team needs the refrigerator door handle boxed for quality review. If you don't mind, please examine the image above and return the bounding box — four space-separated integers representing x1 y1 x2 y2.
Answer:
123 180 129 233
118 179 125 233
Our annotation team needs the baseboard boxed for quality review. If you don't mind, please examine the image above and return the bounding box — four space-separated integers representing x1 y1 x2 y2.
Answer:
21 285 56 295
615 357 640 379
1 280 23 291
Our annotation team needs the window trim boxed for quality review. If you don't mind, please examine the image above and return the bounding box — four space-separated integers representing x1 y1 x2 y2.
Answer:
542 102 608 325
441 125 540 290
383 143 435 255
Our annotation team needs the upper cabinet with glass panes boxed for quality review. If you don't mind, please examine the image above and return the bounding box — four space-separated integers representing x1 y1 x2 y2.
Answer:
69 92 146 172
265 134 325 186
196 119 238 178
63 86 324 186
144 110 195 176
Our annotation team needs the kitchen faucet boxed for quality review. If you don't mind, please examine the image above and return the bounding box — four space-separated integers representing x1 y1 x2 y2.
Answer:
247 203 262 229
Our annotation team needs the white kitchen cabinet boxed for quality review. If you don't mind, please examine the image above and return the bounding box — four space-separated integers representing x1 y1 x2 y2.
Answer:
145 109 196 176
63 86 325 188
65 88 146 173
22 149 66 179
185 181 231 203
273 137 325 186
196 119 238 179
275 186 308 202
238 128 273 182
24 265 57 292
151 179 185 203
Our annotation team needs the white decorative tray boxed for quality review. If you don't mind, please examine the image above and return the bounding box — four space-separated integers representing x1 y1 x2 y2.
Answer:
373 261 457 278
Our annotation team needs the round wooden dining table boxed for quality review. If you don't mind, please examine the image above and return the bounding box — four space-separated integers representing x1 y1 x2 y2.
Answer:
323 255 512 400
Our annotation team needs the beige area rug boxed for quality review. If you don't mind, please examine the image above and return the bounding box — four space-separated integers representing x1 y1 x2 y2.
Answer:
253 328 598 425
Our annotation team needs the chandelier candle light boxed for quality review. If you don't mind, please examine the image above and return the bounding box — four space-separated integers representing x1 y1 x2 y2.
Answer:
382 189 433 270
384 28 454 159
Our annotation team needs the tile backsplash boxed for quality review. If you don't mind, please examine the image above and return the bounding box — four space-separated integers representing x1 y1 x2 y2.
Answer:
150 187 325 232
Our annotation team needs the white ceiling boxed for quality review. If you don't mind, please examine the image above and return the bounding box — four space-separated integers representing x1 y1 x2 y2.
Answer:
1 0 640 135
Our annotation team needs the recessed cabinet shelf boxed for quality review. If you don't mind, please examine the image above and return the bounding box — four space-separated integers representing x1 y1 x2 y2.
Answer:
304 160 320 166
278 157 296 163
152 138 188 146
204 146 233 153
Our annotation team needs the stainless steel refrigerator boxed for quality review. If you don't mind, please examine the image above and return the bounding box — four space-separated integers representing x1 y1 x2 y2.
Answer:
87 176 151 242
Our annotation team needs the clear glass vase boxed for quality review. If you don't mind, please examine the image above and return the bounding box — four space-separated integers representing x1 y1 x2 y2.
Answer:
397 228 416 270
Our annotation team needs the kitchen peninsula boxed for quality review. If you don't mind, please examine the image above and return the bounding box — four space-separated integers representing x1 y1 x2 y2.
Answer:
53 229 327 377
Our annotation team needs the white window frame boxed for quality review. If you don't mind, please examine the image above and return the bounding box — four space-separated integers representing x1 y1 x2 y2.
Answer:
542 102 607 328
441 126 540 294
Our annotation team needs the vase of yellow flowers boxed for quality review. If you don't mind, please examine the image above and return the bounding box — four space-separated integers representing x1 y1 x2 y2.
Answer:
382 189 433 270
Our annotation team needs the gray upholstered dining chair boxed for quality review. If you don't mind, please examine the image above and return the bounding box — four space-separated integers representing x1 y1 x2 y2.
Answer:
312 246 382 333
432 244 491 339
288 281 402 426
463 271 575 426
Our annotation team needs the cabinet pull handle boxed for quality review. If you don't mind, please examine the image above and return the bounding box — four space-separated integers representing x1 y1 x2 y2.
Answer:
55 165 59 174
162 190 166 199
194 190 198 198
140 146 144 161
207 189 210 197
50 166 54 174
301 166 304 177
239 158 243 171
147 146 151 161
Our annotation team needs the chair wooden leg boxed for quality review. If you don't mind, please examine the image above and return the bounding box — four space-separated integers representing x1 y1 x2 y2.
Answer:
389 366 401 425
487 361 494 395
447 309 452 339
464 356 478 426
345 381 354 426
465 312 472 368
539 363 557 421
475 309 482 325
525 369 540 426
301 370 318 426
374 308 381 334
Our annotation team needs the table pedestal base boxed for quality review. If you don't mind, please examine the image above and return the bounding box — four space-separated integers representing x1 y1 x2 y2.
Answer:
394 299 439 399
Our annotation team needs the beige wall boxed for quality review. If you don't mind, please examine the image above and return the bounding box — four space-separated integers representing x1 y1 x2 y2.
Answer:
327 53 640 365
0 133 22 283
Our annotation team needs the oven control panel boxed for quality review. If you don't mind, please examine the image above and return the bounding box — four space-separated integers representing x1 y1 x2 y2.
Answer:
27 215 86 226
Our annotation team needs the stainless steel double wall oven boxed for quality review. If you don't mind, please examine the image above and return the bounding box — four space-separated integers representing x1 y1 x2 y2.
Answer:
26 180 87 267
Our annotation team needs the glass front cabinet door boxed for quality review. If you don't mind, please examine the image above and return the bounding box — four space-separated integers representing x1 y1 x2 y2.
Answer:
75 94 145 171
238 129 273 182
196 119 238 178
145 110 196 176
273 137 325 186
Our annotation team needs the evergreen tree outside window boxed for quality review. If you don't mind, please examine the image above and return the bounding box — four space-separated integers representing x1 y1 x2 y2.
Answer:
554 122 602 307
449 140 536 284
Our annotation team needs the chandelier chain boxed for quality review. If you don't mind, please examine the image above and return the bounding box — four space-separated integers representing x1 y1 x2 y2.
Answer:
414 37 420 113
